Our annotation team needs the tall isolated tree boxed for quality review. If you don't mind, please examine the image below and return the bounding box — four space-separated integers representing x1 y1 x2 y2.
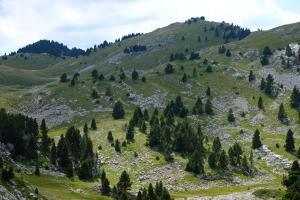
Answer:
285 129 295 152
40 119 50 156
132 69 139 80
252 129 262 149
258 96 264 110
91 119 97 130
248 70 256 82
112 101 125 119
227 108 235 123
205 99 213 114
278 103 288 123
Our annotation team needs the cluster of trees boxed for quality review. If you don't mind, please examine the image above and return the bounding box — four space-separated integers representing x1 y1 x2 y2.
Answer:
124 45 146 54
189 52 200 60
218 45 231 57
185 16 205 24
51 126 98 180
120 33 143 41
169 53 186 61
91 69 105 82
17 40 86 57
282 161 300 199
1 157 15 182
165 64 175 74
260 74 276 96
100 169 172 200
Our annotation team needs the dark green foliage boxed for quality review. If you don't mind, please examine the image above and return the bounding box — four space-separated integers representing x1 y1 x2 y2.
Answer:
282 161 300 200
203 58 208 65
132 107 143 127
143 109 149 121
252 129 262 149
169 53 186 61
35 162 40 176
1 167 14 182
218 150 228 169
91 69 99 79
206 86 211 96
208 152 217 169
17 39 85 57
91 89 99 99
109 75 116 81
192 97 203 115
173 96 188 117
248 70 256 82
205 99 213 114
297 147 300 158
91 119 97 130
263 46 272 56
107 131 114 143
225 49 231 57
83 122 88 134
286 44 293 57
165 63 175 74
212 137 221 153
105 87 113 97
265 74 274 96
190 52 200 60
227 109 235 123
186 148 205 175
124 45 146 53
141 76 146 82
285 129 295 152
278 103 288 123
78 158 94 180
40 119 50 156
101 177 111 196
126 122 135 141
60 73 68 83
0 157 3 169
260 55 269 66
228 142 243 166
115 139 121 153
132 69 139 80
206 65 213 73
65 126 82 160
258 96 264 110
117 171 132 193
50 140 57 165
112 101 125 119
260 78 266 90
291 86 300 108
218 45 226 54
181 73 188 83
57 135 73 175
99 74 105 81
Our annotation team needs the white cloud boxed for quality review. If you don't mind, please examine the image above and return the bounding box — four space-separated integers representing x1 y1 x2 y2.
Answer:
0 0 299 54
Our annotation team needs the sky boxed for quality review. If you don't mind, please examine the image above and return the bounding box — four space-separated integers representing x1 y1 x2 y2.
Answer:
1 0 300 55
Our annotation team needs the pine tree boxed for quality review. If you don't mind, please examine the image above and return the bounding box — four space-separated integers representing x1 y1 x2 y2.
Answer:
225 49 231 57
91 119 97 130
265 74 274 95
101 178 111 196
212 137 221 153
260 78 266 90
258 96 264 110
263 46 272 56
192 97 203 115
291 86 300 108
114 139 121 153
205 99 213 114
132 69 139 80
241 155 250 175
285 129 295 152
143 109 149 121
219 150 228 169
112 101 125 119
117 171 132 193
208 152 217 169
50 140 57 165
227 108 235 123
91 69 99 79
83 122 88 134
206 86 211 96
101 169 106 183
181 73 188 83
34 162 40 176
105 86 113 97
165 64 175 74
193 68 197 78
185 148 205 174
40 119 50 156
278 103 287 123
126 123 135 141
57 135 72 174
60 73 68 83
252 129 262 149
297 147 300 158
282 161 300 199
248 70 256 82
107 131 114 143
91 89 99 98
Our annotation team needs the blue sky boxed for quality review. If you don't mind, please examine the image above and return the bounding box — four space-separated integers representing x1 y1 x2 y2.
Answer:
0 0 300 55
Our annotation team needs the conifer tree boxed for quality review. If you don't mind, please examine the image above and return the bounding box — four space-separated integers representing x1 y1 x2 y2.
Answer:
206 86 211 96
34 162 40 176
219 150 228 169
165 64 175 74
205 99 213 114
181 73 188 83
291 86 300 108
278 103 287 123
107 131 114 143
265 74 274 95
115 139 121 153
50 140 57 165
285 129 295 152
212 137 221 153
227 108 235 123
40 119 50 156
57 135 73 175
126 123 135 141
132 69 139 80
252 129 262 149
282 160 300 199
258 96 264 110
248 70 256 82
101 178 111 196
117 171 132 193
286 44 293 57
192 97 203 115
83 122 88 134
143 109 149 121
260 78 266 90
208 152 217 169
91 119 97 130
225 49 231 57
185 148 205 174
112 101 125 119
